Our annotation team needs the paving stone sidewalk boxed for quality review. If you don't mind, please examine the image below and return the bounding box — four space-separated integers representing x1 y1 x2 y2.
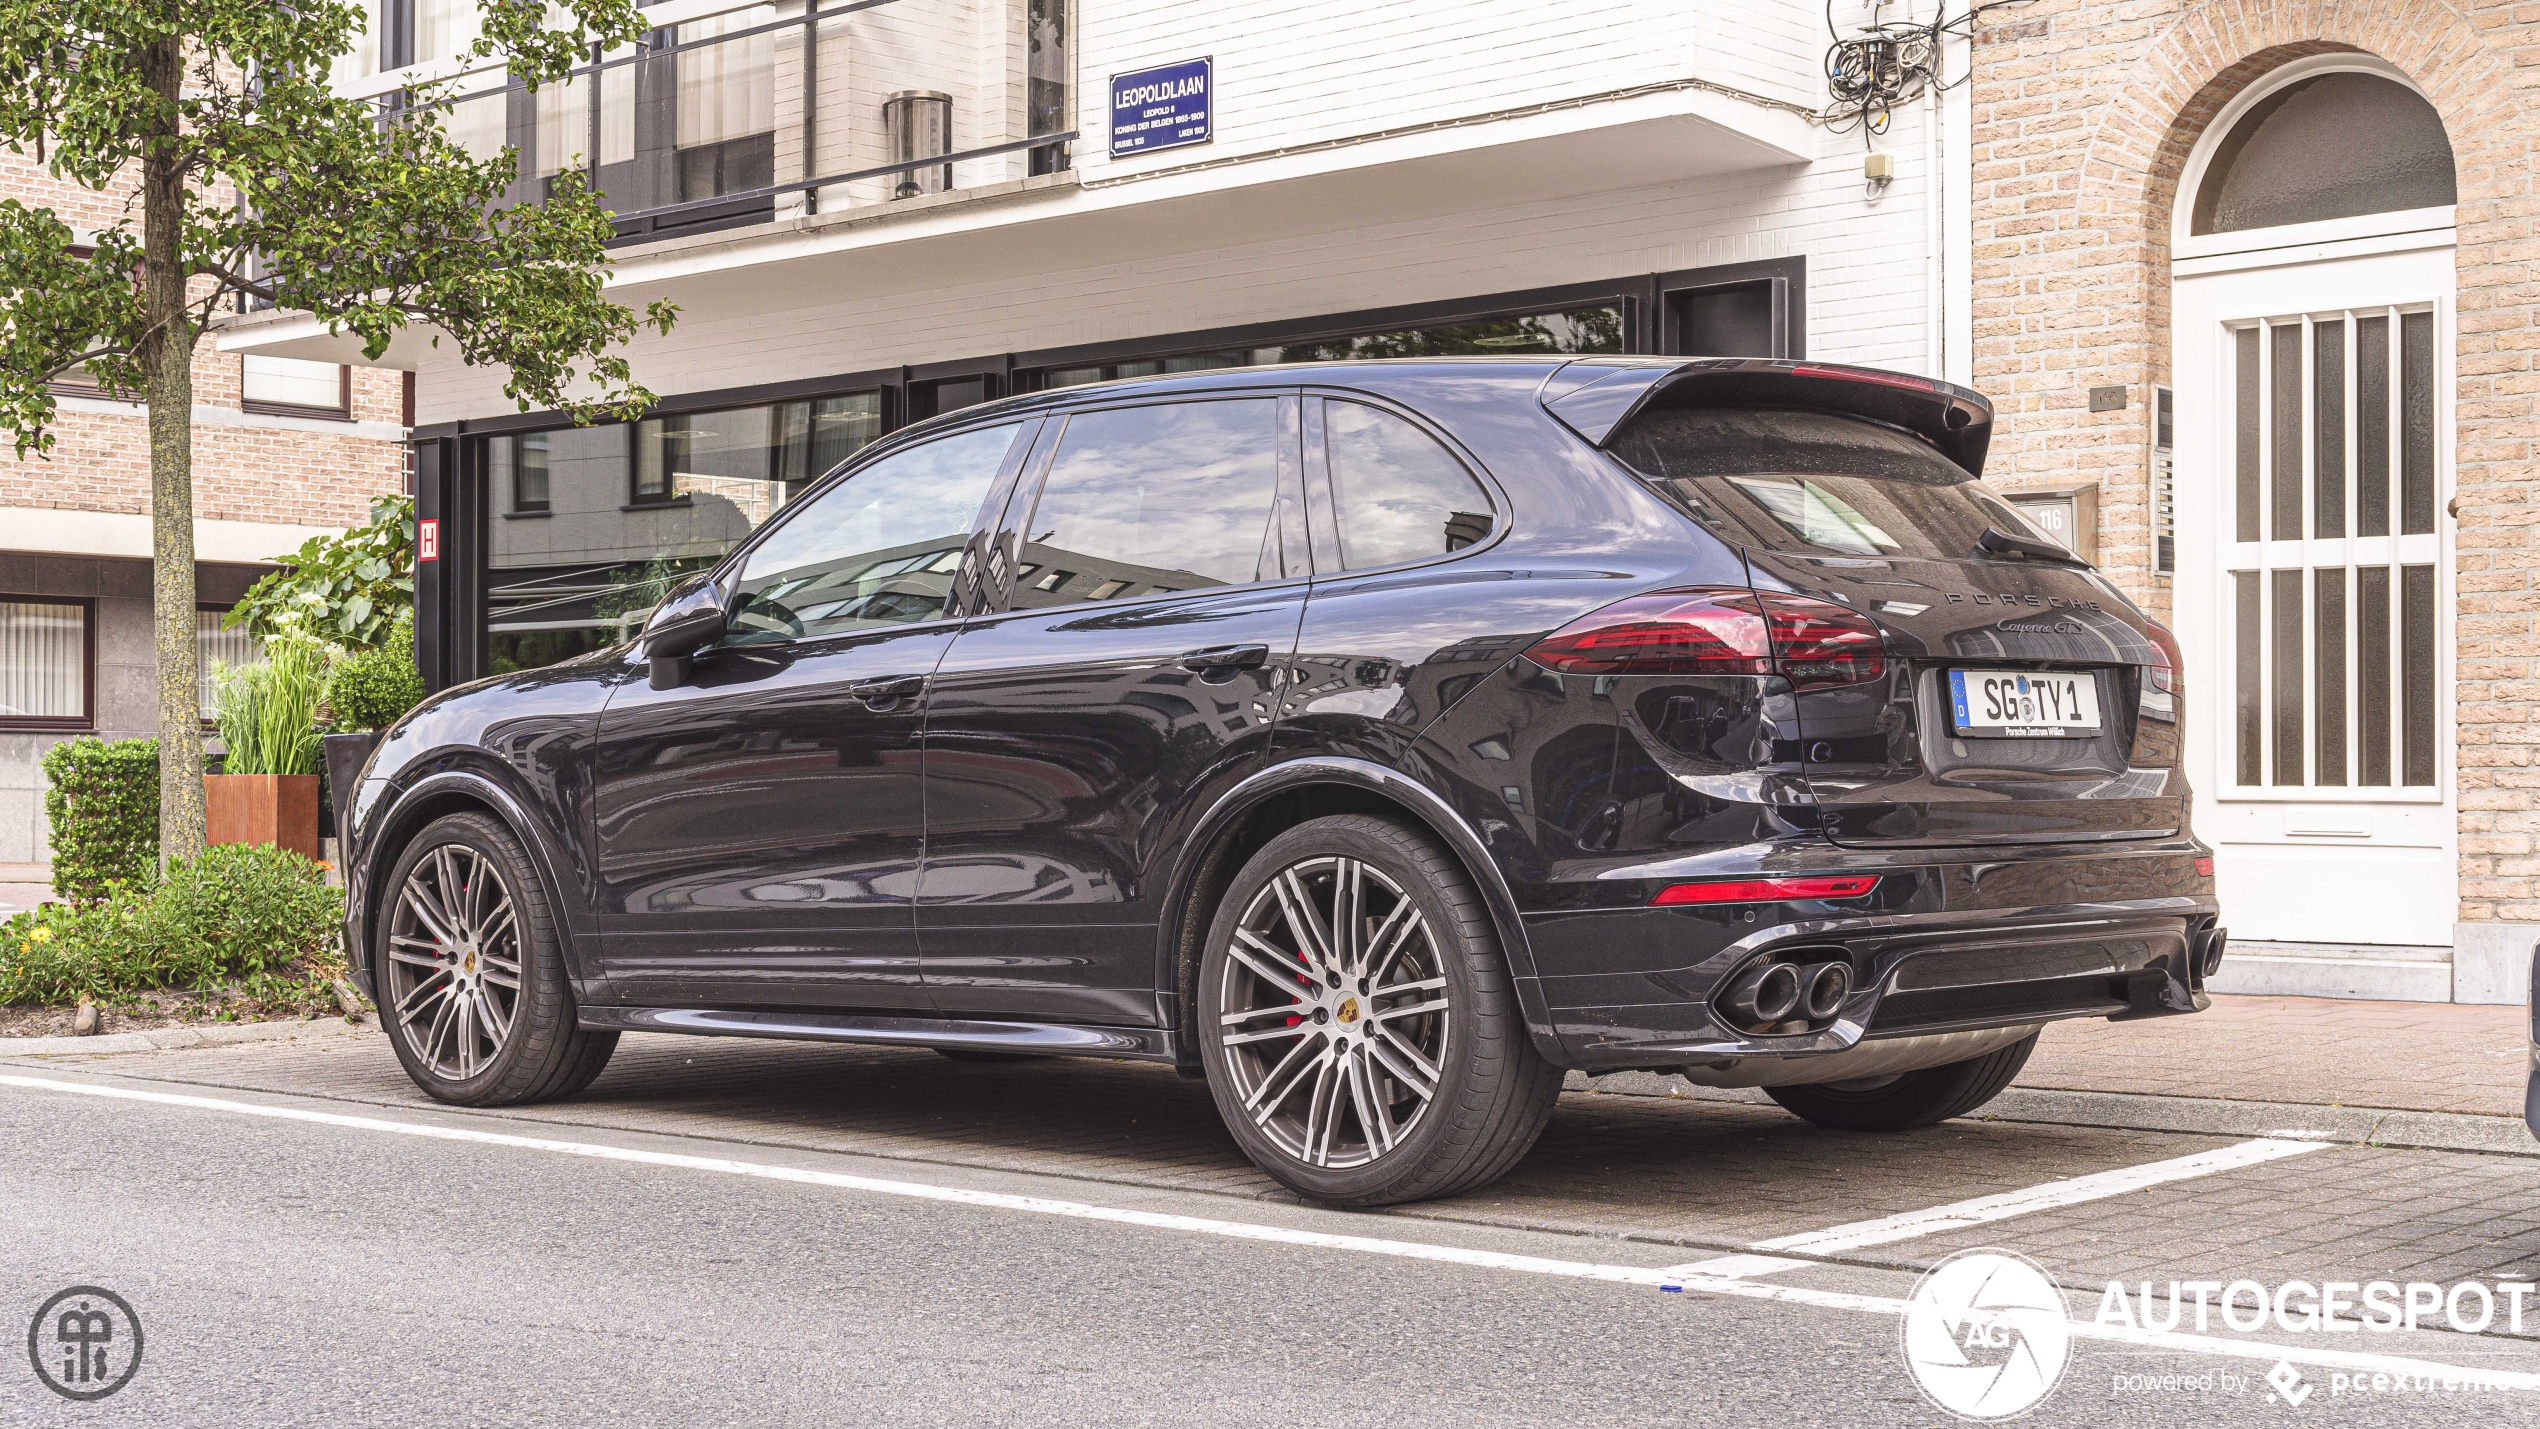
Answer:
2021 993 2528 1118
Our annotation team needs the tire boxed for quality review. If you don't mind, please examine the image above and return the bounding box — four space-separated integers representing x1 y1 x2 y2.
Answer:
1765 1031 2039 1132
1198 814 1559 1207
375 812 618 1107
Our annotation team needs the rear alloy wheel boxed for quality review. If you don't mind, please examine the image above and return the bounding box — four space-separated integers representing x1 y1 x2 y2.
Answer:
1200 815 1559 1206
1765 1032 2039 1132
378 812 617 1107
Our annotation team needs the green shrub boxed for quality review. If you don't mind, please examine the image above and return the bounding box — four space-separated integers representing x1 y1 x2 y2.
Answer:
327 613 426 731
228 495 415 651
0 844 343 1006
213 636 325 776
40 737 158 906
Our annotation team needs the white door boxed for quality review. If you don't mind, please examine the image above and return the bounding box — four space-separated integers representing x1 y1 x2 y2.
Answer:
2173 238 2455 946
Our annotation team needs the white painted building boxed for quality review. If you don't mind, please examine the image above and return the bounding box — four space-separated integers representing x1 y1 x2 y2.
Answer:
224 0 1972 681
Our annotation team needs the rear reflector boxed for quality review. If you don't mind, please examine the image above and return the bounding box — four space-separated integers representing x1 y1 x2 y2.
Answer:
1651 875 1880 906
2194 856 2214 878
1526 586 1885 689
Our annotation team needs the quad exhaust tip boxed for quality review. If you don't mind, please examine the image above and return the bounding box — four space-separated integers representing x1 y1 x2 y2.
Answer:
1722 956 1854 1032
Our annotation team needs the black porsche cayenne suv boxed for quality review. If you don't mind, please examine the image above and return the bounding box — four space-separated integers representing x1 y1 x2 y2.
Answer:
339 356 2220 1206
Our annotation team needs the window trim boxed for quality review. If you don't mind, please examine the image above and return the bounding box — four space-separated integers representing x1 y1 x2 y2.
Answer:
0 595 96 731
240 355 354 420
1299 389 1509 583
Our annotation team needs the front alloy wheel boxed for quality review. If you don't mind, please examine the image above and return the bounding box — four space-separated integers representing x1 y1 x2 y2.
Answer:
384 841 521 1080
1200 815 1560 1206
376 812 618 1107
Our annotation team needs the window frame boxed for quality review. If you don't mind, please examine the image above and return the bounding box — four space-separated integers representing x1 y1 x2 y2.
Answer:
0 595 96 731
1299 390 1508 582
240 354 355 420
975 391 1309 618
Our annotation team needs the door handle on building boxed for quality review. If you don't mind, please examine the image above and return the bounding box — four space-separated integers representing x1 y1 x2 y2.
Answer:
1178 643 1270 673
849 674 925 709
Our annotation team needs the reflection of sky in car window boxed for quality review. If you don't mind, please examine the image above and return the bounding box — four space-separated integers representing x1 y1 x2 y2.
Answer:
1727 476 1900 555
1026 400 1280 592
1325 401 1492 569
743 423 1015 585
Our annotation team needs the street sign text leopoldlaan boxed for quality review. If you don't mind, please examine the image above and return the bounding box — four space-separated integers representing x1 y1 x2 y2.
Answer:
1110 57 1211 158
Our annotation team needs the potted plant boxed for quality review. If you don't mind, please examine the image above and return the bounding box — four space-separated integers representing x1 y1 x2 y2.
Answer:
207 637 325 859
321 613 428 820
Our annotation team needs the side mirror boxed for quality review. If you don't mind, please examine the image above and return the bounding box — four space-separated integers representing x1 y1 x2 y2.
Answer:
641 575 728 690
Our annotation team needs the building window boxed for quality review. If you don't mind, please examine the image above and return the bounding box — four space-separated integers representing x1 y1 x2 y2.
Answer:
1025 303 1626 391
485 390 883 674
242 355 352 419
197 608 264 720
0 598 91 728
2192 71 2456 236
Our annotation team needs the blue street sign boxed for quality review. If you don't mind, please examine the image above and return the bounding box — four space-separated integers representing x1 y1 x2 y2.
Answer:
1110 57 1212 158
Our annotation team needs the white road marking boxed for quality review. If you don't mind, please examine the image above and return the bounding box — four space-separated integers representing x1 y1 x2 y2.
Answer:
1655 1138 2334 1280
4 1073 2532 1390
1753 1137 2333 1256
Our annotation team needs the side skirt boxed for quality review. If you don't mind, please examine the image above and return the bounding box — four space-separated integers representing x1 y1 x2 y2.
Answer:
578 1006 1179 1063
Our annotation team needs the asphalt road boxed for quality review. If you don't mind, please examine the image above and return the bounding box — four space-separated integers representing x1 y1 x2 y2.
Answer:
2 1060 2534 1427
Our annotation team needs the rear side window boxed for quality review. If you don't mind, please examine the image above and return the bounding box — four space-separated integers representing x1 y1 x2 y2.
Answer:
1609 408 2049 559
1014 398 1282 607
1323 401 1495 570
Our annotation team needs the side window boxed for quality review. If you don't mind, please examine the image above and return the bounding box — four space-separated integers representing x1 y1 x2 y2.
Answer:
1011 399 1283 608
1323 401 1495 570
727 422 1020 644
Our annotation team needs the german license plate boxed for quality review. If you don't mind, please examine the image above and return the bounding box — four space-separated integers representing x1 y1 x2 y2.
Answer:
1948 669 2102 736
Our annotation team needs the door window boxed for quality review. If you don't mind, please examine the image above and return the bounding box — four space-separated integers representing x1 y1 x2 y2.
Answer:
1010 399 1284 607
726 422 1020 643
1321 401 1495 570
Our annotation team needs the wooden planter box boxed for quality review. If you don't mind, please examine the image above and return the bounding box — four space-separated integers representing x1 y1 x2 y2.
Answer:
205 774 321 861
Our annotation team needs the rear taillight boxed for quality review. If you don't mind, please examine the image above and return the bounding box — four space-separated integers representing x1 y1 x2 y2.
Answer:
1788 363 1937 394
1652 874 1879 906
1526 587 1885 690
2145 619 2183 696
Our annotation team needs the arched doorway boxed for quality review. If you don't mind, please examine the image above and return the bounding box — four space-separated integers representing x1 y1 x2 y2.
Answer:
2170 56 2458 958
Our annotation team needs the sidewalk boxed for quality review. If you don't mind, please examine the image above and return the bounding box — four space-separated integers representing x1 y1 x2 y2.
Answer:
2020 993 2529 1118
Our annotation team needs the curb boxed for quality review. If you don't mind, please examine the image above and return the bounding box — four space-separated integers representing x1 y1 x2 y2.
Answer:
1563 1069 2540 1160
0 1016 374 1058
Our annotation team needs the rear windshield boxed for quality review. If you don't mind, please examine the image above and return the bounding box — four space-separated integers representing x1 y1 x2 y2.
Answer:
1608 408 2052 560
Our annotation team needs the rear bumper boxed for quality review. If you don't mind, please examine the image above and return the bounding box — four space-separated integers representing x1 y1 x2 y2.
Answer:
1530 893 2219 1076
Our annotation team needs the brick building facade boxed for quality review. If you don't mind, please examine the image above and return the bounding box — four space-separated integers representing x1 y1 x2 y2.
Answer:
0 149 411 866
1969 0 2538 1001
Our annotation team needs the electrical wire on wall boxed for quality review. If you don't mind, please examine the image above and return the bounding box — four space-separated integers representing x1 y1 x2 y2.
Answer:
1822 0 2036 145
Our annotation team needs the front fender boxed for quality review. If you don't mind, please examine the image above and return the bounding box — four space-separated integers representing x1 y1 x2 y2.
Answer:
1155 753 1569 1068
343 762 604 1006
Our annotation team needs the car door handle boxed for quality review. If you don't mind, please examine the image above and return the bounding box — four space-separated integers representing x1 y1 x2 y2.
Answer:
849 674 926 708
1178 643 1270 672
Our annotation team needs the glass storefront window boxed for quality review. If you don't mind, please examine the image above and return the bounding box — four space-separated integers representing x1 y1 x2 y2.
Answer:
1024 304 1626 390
486 391 882 673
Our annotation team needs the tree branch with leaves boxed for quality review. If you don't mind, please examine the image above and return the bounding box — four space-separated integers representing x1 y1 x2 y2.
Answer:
0 0 677 864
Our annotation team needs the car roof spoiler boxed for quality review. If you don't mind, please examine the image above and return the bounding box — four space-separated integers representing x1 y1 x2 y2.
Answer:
1539 357 1996 478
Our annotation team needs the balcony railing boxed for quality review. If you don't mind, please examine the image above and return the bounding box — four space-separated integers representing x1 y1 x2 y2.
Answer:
403 0 1072 242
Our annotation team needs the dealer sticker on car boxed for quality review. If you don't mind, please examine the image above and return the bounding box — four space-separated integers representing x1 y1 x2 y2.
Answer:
1948 669 2101 736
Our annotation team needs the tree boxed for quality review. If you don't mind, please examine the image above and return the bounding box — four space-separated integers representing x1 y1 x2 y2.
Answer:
0 0 677 864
